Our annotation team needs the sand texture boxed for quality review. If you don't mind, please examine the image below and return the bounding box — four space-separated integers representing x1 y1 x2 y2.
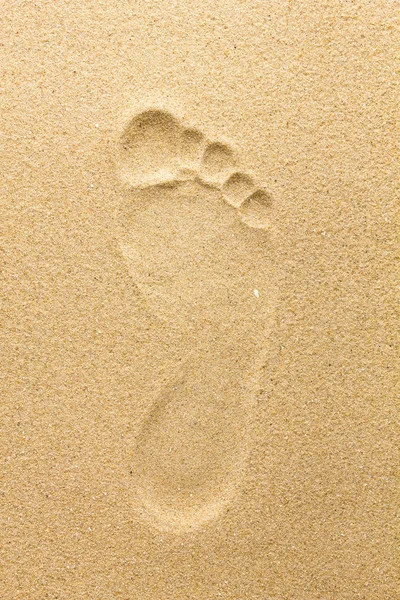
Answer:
0 1 398 599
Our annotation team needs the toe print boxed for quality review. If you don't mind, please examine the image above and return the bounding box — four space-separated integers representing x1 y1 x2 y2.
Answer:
179 128 205 173
200 142 235 185
222 172 255 208
119 110 182 186
115 110 276 533
240 189 273 230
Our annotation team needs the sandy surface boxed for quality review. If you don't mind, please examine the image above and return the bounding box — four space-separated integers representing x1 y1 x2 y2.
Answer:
0 1 398 599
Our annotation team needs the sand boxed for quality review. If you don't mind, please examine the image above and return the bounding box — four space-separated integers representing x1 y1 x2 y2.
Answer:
0 1 398 599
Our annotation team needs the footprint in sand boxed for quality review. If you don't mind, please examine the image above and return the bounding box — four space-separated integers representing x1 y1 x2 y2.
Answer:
115 109 276 533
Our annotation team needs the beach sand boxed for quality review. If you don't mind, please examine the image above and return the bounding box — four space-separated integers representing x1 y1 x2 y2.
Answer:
0 1 398 598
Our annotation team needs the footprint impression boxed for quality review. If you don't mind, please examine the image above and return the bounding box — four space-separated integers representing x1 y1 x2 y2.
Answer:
115 110 276 533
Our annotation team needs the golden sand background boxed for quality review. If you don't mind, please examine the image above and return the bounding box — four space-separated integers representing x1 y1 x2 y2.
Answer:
0 1 398 598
